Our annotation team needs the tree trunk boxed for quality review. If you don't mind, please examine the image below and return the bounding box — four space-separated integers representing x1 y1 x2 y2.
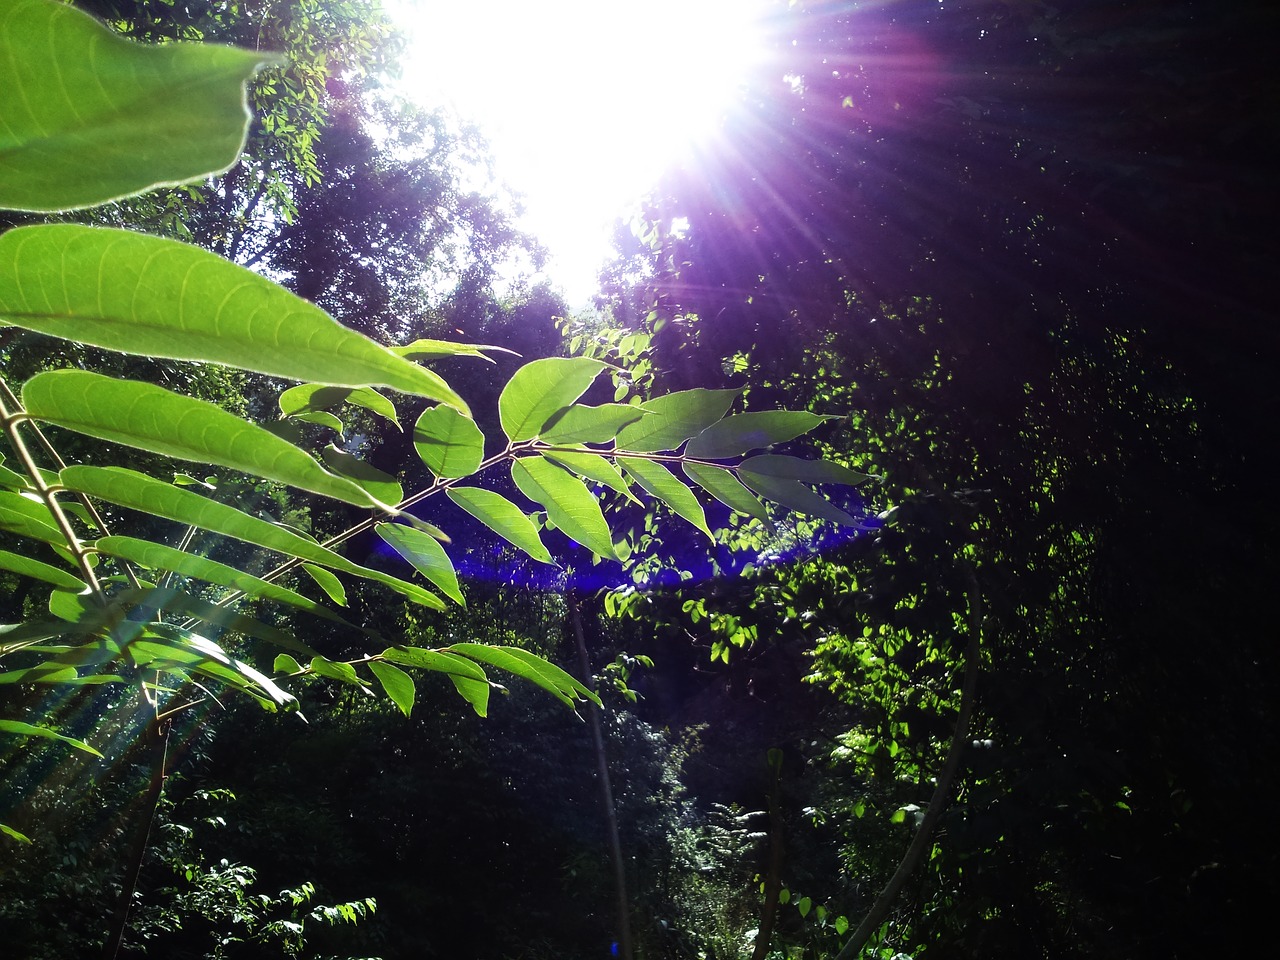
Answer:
568 590 634 960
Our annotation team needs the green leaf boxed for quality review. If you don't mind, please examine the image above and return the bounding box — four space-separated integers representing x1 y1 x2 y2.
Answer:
279 385 401 430
682 462 771 523
0 549 84 590
446 487 553 565
834 916 850 936
447 643 600 709
686 411 832 459
542 451 640 504
0 491 67 550
390 339 517 362
273 654 304 675
447 674 491 717
1 823 31 843
301 564 346 606
0 719 101 757
290 410 344 434
308 655 366 687
615 388 741 452
540 403 646 444
414 405 484 478
797 896 812 918
619 459 713 538
511 457 617 560
738 454 872 486
375 523 464 606
498 357 607 441
321 446 404 506
380 647 490 717
737 473 858 527
92 536 348 624
0 0 280 211
368 660 415 717
60 467 444 609
0 226 467 408
24 372 386 508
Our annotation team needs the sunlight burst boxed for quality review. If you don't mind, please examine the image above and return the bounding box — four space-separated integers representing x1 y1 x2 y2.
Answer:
387 0 771 303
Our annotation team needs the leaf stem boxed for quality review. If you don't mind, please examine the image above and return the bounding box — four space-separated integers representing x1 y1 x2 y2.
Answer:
0 383 106 602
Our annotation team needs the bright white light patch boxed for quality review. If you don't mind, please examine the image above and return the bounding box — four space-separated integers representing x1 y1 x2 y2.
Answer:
386 0 767 304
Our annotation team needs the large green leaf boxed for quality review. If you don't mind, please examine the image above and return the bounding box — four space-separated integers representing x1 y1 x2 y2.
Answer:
615 388 741 452
23 371 385 508
375 523 464 606
0 491 66 549
0 718 102 757
686 411 832 459
540 403 646 444
0 0 279 211
380 647 490 717
60 467 445 609
368 660 415 717
414 405 484 478
0 549 85 591
738 454 873 486
511 457 617 560
92 536 349 625
682 462 771 523
498 357 607 441
542 451 639 504
620 458 713 538
447 643 600 709
445 487 553 565
0 226 467 407
738 473 858 527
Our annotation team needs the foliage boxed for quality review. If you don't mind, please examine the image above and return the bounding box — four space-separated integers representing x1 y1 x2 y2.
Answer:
0 0 859 856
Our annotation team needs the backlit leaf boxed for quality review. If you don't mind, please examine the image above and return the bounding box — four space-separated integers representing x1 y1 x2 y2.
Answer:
686 411 832 459
543 451 639 503
92 535 348 624
540 403 646 444
391 339 517 362
0 0 279 210
0 718 102 757
279 384 401 430
738 454 873 486
682 462 771 523
301 564 346 606
414 405 484 478
512 457 617 560
0 226 467 408
376 523 464 606
0 549 84 591
738 473 858 527
60 467 444 609
381 647 489 717
620 458 712 538
321 446 403 506
615 388 741 452
446 486 553 565
369 660 415 717
447 643 600 708
25 372 386 508
498 357 607 441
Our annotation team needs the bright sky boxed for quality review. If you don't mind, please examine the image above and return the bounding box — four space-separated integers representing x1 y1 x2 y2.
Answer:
385 0 769 306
